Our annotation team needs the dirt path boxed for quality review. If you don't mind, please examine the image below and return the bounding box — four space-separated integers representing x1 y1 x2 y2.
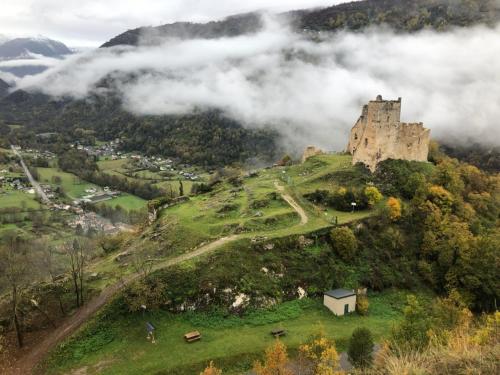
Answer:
12 183 309 374
274 181 308 225
12 235 240 375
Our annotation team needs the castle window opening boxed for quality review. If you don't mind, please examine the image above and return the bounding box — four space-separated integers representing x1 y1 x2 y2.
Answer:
365 138 368 146
354 133 358 140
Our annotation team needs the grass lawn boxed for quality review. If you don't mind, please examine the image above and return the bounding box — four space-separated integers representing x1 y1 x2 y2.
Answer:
98 159 129 172
36 167 99 199
99 194 147 211
0 189 41 209
45 290 426 375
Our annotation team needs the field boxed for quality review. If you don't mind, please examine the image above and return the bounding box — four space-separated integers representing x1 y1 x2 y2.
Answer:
45 290 427 375
99 193 146 211
152 154 373 248
0 189 41 209
36 167 99 199
98 158 198 195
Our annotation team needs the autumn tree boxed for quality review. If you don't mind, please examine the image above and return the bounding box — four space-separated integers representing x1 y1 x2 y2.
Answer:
200 361 222 375
385 197 402 221
364 186 382 207
299 332 340 374
330 226 358 261
254 340 292 375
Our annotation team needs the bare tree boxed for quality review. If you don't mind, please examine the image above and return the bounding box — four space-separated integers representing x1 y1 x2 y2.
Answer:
36 239 66 315
0 232 31 348
63 238 87 307
131 247 155 280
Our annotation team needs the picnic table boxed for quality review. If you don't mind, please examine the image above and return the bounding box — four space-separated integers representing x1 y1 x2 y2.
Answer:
184 330 202 343
271 328 287 338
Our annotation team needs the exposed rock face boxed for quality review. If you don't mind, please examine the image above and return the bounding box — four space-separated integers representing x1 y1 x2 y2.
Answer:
347 95 430 172
301 145 323 163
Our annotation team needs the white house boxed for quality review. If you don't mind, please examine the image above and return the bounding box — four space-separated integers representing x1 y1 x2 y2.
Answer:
323 289 356 316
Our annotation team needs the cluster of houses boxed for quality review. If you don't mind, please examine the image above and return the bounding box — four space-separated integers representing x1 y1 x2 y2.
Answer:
24 148 56 160
130 154 200 180
0 171 34 194
67 211 120 233
72 139 124 159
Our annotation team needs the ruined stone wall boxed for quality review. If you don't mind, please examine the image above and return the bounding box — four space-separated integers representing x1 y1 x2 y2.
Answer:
301 145 324 163
347 96 430 172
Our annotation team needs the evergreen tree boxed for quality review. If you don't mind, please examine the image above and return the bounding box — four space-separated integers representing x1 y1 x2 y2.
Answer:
347 327 374 368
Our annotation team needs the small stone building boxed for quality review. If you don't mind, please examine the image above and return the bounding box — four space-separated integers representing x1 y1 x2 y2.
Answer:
323 289 356 316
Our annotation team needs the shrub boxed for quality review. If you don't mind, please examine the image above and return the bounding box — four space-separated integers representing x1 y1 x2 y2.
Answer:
330 226 358 261
356 294 369 316
347 327 374 368
200 361 222 375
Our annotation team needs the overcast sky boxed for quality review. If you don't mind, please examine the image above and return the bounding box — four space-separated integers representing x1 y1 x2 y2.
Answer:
0 0 346 47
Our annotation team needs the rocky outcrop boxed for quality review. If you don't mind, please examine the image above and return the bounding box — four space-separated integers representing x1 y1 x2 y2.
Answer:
347 95 430 172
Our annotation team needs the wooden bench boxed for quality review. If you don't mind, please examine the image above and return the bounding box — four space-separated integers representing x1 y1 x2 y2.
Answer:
271 329 287 338
184 331 202 343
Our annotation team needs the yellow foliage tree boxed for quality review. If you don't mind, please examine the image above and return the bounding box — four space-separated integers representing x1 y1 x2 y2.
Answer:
386 197 402 221
200 361 222 375
299 334 340 375
364 186 383 207
254 340 292 375
427 185 454 212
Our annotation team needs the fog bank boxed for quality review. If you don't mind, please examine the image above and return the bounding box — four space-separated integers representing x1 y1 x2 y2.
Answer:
16 17 500 151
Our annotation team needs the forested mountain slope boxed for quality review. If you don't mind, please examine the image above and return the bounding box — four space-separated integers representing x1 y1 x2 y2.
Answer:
102 0 500 48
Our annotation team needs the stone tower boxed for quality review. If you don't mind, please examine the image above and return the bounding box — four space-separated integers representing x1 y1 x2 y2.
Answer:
347 95 430 172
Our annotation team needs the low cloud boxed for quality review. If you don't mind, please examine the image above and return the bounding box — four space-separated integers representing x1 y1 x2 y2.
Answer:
0 53 62 68
15 17 500 151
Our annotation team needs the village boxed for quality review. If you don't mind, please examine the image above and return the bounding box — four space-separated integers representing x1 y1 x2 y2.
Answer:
0 139 204 238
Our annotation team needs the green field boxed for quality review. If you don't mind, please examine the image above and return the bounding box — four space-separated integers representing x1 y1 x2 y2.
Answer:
36 167 99 199
97 159 129 173
0 189 42 209
46 290 426 375
98 159 198 195
99 194 147 211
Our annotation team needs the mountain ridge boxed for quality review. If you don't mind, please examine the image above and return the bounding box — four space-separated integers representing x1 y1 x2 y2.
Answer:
101 0 500 48
0 36 72 77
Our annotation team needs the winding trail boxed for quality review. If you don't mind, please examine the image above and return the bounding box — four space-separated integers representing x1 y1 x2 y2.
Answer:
274 181 308 225
11 183 308 374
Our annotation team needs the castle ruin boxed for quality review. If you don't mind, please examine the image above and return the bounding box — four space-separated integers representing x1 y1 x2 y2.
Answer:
347 95 430 172
301 146 324 163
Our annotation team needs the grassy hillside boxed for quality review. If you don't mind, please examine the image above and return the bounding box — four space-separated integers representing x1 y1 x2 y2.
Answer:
17 151 498 375
45 291 429 375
